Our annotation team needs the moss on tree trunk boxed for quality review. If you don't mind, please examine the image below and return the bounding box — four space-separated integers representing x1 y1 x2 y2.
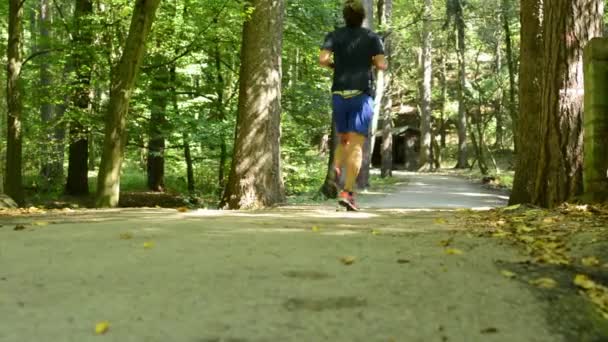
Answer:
96 0 162 208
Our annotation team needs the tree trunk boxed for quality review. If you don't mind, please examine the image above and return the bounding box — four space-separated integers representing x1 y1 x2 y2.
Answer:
356 0 375 189
440 50 448 149
493 37 504 149
362 0 374 30
380 0 394 178
65 0 93 196
147 60 169 192
213 32 227 194
170 66 195 193
96 0 162 207
220 0 286 209
510 0 543 204
470 114 489 175
38 0 63 189
418 0 433 171
530 0 604 207
502 0 517 150
183 133 195 193
320 125 340 198
6 0 25 206
454 0 469 169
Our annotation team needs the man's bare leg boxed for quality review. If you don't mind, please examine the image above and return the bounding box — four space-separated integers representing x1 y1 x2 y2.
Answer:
339 132 365 211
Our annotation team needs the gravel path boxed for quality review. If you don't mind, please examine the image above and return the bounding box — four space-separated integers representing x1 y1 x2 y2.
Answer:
0 173 580 342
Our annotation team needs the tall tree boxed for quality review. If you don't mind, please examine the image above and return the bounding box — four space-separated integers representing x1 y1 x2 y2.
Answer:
532 0 603 207
6 0 25 205
501 0 517 150
511 0 604 207
96 0 162 207
493 32 504 149
356 0 375 189
418 0 433 170
510 0 542 204
446 0 469 168
65 0 93 196
221 0 286 209
38 0 64 189
147 57 169 192
380 0 393 178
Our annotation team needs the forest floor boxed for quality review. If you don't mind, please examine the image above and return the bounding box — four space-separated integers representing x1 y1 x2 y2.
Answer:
2 172 608 341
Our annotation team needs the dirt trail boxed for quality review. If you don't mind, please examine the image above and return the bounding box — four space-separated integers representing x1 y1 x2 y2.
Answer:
0 173 598 341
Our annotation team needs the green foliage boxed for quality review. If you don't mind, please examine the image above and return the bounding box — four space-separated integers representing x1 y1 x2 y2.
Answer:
6 0 523 205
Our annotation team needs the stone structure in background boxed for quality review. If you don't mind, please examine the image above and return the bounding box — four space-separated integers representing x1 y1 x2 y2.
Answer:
584 38 608 202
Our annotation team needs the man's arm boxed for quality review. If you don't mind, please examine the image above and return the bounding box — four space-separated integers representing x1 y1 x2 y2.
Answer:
372 54 388 71
319 49 335 69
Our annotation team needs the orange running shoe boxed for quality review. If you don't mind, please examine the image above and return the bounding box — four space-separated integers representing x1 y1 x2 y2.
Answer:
338 191 359 212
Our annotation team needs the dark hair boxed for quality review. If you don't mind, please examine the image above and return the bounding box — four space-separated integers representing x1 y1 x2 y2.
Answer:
343 6 365 28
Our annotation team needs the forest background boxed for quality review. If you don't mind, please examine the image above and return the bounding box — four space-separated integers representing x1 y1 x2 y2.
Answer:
1 0 606 209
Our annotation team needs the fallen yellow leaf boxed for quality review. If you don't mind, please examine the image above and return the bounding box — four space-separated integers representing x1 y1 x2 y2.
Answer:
582 257 601 267
445 248 463 255
95 321 110 335
574 274 596 290
530 277 557 289
143 241 154 249
340 256 356 265
503 204 521 211
501 270 517 278
311 226 320 232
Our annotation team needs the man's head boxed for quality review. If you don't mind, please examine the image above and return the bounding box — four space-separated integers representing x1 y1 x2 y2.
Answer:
343 0 365 28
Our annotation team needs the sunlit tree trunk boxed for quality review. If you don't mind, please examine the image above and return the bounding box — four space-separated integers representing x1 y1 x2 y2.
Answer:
380 0 394 178
320 126 340 198
502 0 517 150
531 0 604 207
213 31 228 194
6 0 25 205
418 0 433 170
493 36 504 149
439 49 448 149
510 0 543 204
4 0 25 205
96 0 162 207
220 0 286 209
511 0 604 207
357 0 375 189
454 0 469 169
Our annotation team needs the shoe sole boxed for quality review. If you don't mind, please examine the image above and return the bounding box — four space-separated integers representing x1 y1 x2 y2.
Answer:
339 199 359 212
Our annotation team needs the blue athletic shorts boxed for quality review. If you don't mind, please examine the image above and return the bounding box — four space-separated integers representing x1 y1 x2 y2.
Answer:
332 94 374 135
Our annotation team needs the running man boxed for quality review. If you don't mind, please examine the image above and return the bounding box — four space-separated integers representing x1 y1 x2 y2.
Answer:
319 0 388 211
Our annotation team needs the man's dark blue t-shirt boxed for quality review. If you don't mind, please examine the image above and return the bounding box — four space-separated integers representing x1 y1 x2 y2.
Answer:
321 27 384 96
